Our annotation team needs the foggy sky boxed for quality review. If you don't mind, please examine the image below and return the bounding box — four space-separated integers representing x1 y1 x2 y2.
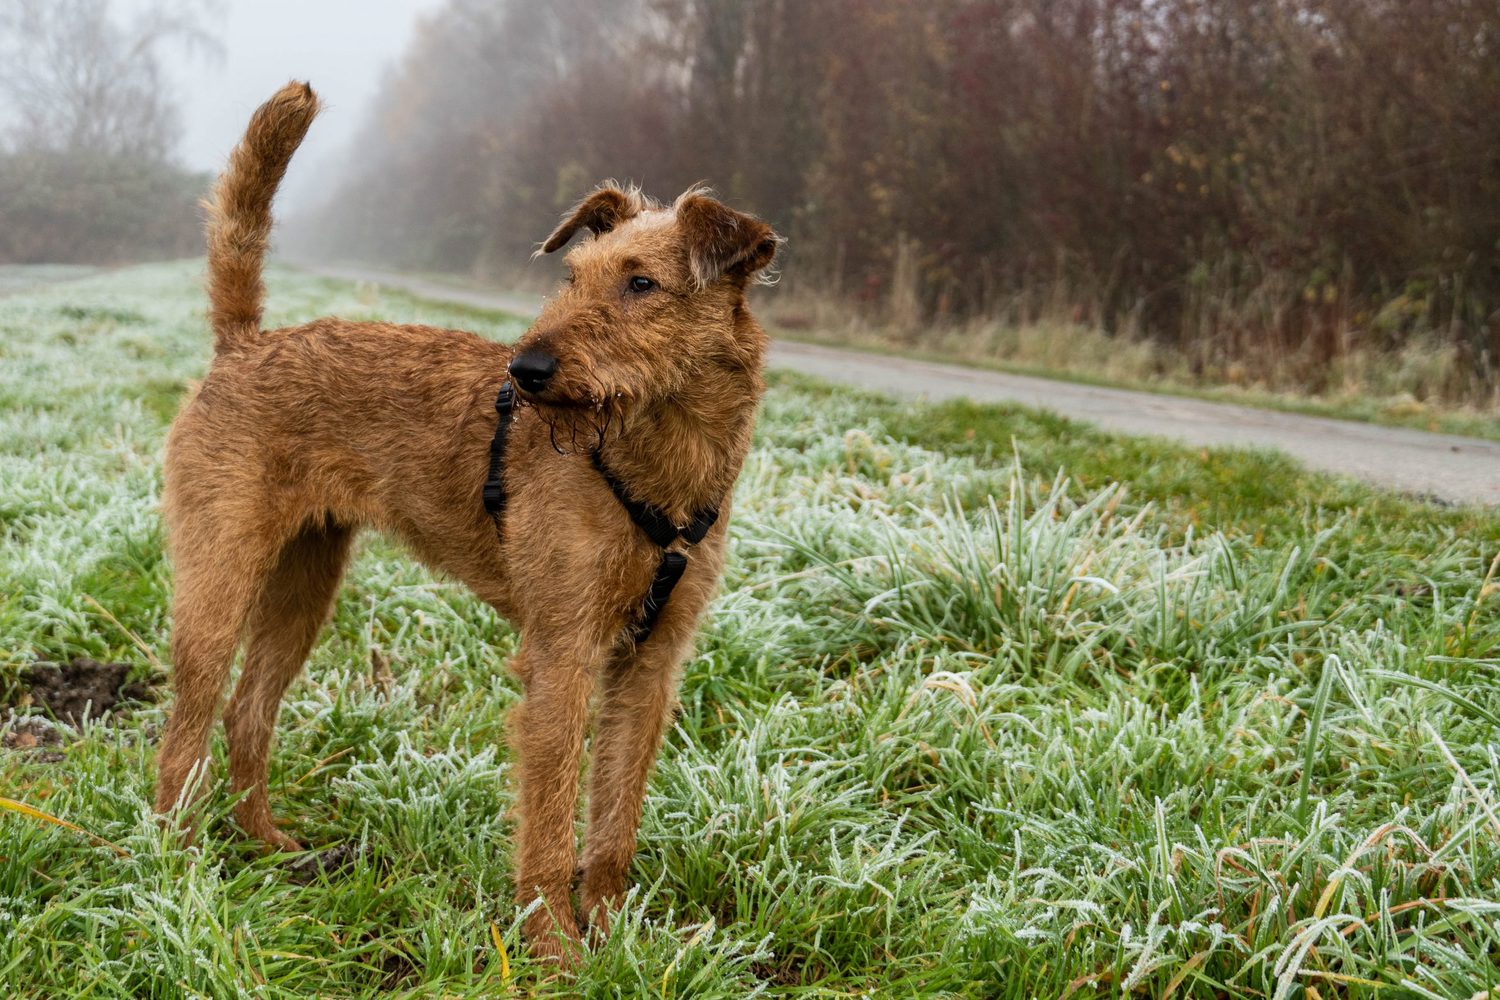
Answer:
148 0 446 213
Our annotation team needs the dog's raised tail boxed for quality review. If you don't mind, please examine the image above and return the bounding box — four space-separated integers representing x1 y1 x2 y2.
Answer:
205 81 320 353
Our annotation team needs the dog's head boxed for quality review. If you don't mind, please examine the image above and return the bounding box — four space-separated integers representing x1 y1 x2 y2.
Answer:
509 183 779 443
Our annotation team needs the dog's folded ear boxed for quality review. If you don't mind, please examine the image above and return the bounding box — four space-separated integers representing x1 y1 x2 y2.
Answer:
540 184 643 254
675 190 781 287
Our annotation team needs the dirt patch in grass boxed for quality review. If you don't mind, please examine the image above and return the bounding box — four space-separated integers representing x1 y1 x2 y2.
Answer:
362 934 418 990
751 960 808 988
283 843 366 884
15 658 154 725
2 715 66 762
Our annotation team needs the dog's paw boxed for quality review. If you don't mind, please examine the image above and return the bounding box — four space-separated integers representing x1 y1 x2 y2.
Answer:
235 808 305 854
579 905 611 945
528 926 585 971
524 904 584 971
578 867 625 943
577 892 617 944
263 827 305 854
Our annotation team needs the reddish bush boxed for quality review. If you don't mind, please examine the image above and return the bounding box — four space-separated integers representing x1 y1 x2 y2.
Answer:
300 0 1500 403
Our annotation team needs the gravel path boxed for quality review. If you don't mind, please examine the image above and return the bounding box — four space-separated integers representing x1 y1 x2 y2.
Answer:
301 263 1500 506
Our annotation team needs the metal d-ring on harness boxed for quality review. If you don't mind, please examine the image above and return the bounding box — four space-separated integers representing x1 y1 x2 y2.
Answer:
480 379 720 644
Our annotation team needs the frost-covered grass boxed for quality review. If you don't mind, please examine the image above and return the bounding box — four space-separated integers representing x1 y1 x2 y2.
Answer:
1 262 1498 998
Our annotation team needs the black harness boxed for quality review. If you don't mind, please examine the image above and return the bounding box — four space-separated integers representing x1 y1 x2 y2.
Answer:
481 380 720 644
481 381 518 516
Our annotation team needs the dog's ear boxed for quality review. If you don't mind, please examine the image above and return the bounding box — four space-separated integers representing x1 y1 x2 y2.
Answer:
675 190 781 287
540 185 642 254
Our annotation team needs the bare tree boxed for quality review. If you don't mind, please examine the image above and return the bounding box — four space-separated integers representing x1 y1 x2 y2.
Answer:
0 0 222 159
0 0 223 262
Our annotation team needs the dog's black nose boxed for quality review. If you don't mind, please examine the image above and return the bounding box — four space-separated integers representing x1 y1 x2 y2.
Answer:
508 350 558 393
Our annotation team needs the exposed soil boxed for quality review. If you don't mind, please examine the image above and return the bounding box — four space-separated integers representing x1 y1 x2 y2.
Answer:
1 715 66 763
14 657 155 725
283 843 365 884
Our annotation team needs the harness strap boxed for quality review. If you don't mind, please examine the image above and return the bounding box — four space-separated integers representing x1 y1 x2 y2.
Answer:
680 507 719 545
479 378 719 646
635 551 688 642
590 449 721 644
590 453 681 548
482 381 517 522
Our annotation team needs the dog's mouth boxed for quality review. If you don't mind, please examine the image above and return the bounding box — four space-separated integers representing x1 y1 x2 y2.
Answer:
514 386 591 410
514 370 630 412
517 382 630 454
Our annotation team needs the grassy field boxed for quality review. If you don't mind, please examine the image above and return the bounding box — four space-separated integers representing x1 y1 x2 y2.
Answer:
2 262 1498 998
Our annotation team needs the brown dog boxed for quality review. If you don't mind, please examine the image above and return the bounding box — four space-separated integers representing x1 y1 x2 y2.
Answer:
152 82 778 962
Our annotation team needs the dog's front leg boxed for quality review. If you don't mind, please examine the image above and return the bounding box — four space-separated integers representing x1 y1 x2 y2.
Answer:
508 632 602 965
578 620 696 939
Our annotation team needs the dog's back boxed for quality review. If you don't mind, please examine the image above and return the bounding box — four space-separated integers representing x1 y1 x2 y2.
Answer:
172 81 514 580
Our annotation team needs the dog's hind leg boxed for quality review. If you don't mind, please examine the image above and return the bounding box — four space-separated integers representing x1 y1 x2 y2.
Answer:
224 520 353 852
153 522 282 831
577 628 693 939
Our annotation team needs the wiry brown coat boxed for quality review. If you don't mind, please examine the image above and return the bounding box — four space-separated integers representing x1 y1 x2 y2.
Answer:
152 82 778 965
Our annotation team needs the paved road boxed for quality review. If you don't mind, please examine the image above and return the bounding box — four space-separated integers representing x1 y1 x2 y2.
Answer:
301 263 1500 506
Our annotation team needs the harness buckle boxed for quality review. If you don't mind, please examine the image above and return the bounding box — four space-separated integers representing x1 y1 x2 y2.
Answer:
482 480 505 511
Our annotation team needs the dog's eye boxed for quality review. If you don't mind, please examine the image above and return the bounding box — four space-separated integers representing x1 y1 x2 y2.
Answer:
627 276 656 294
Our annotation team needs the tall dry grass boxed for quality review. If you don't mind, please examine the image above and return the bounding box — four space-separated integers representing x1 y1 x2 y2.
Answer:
764 274 1500 424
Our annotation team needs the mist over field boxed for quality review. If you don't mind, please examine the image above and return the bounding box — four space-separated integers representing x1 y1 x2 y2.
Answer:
4 0 1500 409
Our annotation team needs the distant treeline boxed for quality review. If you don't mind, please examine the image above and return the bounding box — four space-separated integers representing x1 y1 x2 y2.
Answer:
0 151 204 264
0 0 218 265
296 0 1500 400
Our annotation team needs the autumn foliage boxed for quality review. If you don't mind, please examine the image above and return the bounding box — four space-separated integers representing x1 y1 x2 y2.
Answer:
297 0 1500 404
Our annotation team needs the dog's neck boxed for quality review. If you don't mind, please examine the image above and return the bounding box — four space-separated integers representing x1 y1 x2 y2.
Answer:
596 348 764 524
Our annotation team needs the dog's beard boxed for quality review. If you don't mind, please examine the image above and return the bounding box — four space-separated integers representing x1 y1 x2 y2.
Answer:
528 374 629 455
